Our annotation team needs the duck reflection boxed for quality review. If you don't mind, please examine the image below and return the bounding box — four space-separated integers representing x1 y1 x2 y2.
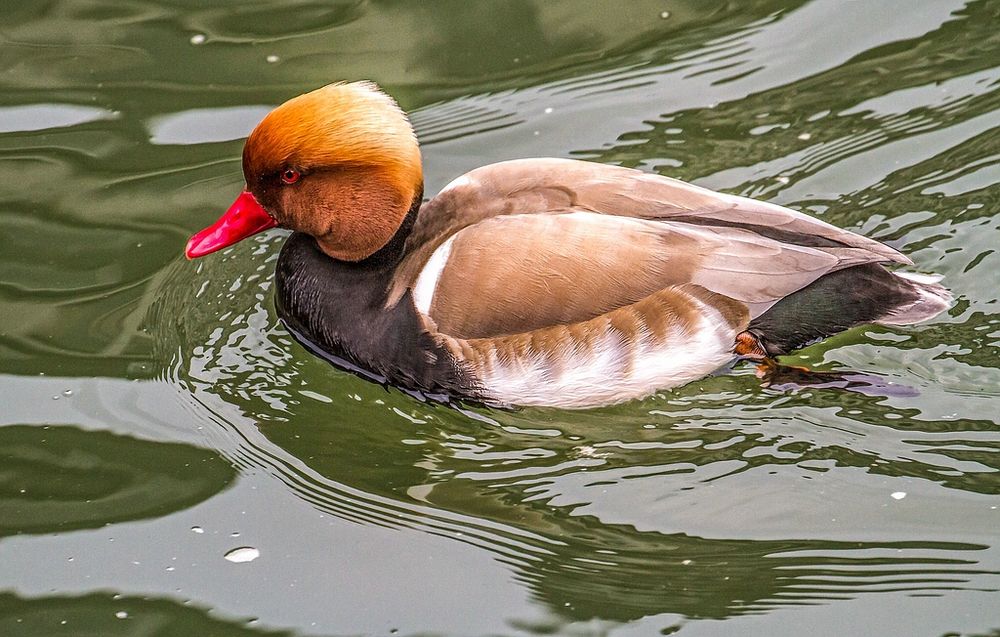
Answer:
499 521 989 622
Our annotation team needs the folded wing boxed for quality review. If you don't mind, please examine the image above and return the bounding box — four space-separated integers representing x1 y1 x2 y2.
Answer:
416 211 893 339
394 158 908 340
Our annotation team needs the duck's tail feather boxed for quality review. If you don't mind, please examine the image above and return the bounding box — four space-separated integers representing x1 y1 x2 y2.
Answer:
876 271 952 325
747 263 951 356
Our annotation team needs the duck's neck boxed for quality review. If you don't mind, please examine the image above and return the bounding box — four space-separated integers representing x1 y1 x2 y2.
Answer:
351 186 423 272
273 189 424 356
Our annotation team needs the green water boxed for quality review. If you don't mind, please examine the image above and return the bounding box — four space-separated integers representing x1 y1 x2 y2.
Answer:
2 1 999 635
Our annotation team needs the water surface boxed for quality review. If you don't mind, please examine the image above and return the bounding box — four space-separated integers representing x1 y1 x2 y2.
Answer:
2 1 999 635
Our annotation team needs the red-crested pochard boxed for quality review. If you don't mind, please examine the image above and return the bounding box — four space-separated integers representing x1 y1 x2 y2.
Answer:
185 81 950 409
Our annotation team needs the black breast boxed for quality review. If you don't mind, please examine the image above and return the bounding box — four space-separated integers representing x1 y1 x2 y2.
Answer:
273 231 479 398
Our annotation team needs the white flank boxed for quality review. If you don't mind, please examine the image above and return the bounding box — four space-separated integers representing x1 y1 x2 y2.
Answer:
412 235 456 316
479 292 738 409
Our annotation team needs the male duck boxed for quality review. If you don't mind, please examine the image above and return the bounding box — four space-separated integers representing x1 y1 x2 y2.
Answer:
185 81 949 409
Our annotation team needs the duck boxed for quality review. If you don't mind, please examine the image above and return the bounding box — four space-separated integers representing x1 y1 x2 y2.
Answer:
185 81 950 409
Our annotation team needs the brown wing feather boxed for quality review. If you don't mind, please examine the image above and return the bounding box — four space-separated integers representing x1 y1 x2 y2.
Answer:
387 158 908 339
425 212 885 339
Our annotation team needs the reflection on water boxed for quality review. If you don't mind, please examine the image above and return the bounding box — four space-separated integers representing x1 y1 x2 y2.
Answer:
0 425 235 536
3 0 1000 634
0 592 290 637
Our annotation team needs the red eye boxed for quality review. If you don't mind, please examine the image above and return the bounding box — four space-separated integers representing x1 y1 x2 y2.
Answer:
281 168 300 184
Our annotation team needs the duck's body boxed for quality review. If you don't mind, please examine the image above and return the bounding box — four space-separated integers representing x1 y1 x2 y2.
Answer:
186 82 950 409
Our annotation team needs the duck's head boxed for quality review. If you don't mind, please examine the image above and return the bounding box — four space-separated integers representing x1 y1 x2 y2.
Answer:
185 81 422 261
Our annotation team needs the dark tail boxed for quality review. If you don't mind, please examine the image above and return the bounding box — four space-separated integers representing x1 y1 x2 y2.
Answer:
747 263 951 356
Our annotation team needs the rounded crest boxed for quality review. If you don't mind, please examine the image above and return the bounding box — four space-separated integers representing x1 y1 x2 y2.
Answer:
243 81 422 200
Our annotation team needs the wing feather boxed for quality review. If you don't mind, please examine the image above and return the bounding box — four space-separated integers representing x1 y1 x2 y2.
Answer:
387 158 908 339
422 212 887 339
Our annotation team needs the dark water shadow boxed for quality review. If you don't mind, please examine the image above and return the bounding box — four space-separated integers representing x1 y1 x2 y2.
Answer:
0 424 236 537
0 591 295 637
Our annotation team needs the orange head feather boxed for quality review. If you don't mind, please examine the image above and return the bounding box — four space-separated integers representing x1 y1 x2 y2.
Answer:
242 81 423 261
